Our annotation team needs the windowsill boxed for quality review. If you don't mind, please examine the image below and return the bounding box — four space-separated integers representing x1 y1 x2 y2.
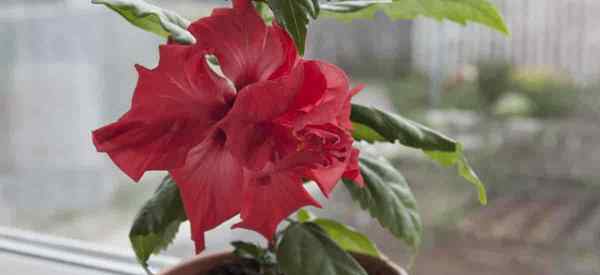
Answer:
0 226 180 275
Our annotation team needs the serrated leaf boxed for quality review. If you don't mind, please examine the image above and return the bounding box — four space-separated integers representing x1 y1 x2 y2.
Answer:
278 222 368 275
313 219 380 257
350 104 487 204
267 0 320 54
343 153 422 249
321 0 509 35
92 0 196 44
129 175 187 270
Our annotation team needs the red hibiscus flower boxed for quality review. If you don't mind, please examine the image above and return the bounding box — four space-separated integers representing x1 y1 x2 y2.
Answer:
92 0 363 253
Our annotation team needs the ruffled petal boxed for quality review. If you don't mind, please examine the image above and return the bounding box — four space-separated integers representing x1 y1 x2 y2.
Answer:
170 129 244 253
342 147 364 187
222 64 306 169
297 124 355 196
337 84 365 130
301 62 352 126
188 3 298 90
278 61 358 130
274 62 328 125
93 44 234 181
306 145 364 196
233 163 321 240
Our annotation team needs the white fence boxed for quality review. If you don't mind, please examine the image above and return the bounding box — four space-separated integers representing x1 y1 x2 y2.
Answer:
412 0 600 83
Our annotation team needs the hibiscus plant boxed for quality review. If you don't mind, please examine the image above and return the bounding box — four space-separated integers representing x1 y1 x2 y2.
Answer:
91 0 508 274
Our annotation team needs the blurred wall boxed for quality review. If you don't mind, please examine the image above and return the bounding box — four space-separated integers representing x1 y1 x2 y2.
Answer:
413 0 600 83
0 2 161 216
307 13 413 78
0 23 16 174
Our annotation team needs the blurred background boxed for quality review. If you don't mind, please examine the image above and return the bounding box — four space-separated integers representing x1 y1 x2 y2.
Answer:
1 0 599 274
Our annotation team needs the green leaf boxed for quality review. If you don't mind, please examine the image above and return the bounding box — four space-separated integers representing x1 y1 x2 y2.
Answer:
278 222 368 275
321 0 509 35
351 122 386 142
255 1 275 24
129 175 187 270
296 209 316 222
92 0 196 44
351 104 456 151
350 104 487 204
294 210 379 257
232 241 276 266
313 219 380 257
344 153 422 249
267 0 320 54
232 241 265 259
425 144 487 204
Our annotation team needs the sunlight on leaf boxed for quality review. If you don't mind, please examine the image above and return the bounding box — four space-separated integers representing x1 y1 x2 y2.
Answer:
351 104 487 204
296 210 380 257
321 0 509 35
425 144 487 204
129 175 187 270
313 219 380 257
92 0 196 44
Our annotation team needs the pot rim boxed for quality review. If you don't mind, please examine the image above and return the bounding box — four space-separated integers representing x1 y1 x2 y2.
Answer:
159 251 408 275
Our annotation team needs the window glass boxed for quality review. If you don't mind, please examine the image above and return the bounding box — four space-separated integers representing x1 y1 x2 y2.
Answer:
1 1 599 274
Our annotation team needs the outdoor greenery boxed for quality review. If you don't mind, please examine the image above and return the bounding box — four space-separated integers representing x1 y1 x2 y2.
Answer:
385 62 587 119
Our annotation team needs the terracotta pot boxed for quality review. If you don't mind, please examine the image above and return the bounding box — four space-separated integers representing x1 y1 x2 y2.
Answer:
159 252 408 275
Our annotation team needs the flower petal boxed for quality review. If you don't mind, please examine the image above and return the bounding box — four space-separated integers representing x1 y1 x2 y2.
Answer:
170 129 244 253
306 146 364 197
306 164 346 197
298 124 355 196
233 0 251 10
93 44 234 181
342 147 364 187
233 164 321 240
337 84 365 130
279 61 328 116
279 61 357 130
222 64 306 169
133 45 234 110
188 3 298 90
93 111 208 181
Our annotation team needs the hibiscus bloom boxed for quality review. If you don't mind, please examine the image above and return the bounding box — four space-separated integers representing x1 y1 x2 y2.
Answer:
92 0 363 252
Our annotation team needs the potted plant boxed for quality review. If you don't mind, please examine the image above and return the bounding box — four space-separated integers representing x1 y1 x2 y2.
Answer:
90 0 508 274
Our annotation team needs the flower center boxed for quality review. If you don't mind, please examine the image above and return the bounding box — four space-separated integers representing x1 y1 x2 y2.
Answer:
213 128 228 147
296 125 350 167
